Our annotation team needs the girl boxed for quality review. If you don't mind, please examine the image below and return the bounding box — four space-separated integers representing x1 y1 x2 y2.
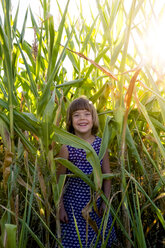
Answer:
58 97 117 247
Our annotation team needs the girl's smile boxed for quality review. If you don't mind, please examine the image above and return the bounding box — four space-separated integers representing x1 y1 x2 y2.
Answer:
72 109 93 137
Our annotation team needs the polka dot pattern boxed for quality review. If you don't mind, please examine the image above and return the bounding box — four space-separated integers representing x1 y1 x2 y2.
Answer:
61 136 116 247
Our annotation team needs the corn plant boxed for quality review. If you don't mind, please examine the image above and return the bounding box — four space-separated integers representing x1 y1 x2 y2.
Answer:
0 0 165 247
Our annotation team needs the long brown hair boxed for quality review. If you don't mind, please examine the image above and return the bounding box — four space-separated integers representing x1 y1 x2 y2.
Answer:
66 97 99 134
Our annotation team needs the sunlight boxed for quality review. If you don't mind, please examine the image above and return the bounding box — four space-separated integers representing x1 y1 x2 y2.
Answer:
5 0 165 78
142 8 165 76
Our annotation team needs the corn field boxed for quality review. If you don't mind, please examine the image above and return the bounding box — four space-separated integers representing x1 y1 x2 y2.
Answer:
0 0 165 247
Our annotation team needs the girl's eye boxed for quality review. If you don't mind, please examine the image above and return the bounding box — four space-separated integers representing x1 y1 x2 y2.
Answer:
73 114 79 117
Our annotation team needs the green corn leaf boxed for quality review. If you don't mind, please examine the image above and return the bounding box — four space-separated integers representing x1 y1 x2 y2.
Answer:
119 0 136 97
135 185 147 248
90 82 107 103
19 8 28 44
36 25 43 82
96 0 109 41
22 40 36 72
150 116 165 132
41 91 56 151
126 169 165 228
47 15 55 77
99 116 113 161
0 112 37 154
72 209 83 248
53 174 67 203
145 66 165 124
62 18 80 73
12 44 20 75
138 131 165 185
0 204 46 248
54 126 102 191
0 116 11 149
55 78 84 88
0 23 14 98
139 102 165 160
15 35 38 98
0 98 8 109
55 158 95 190
3 0 12 50
13 111 40 135
48 0 70 76
29 7 40 33
110 33 124 66
109 0 122 31
151 175 165 198
85 47 110 79
12 3 19 33
43 0 51 42
80 15 98 54
126 126 147 175
5 224 17 248
37 31 72 116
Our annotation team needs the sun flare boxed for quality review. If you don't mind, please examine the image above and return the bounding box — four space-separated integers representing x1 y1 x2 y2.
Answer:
142 14 165 75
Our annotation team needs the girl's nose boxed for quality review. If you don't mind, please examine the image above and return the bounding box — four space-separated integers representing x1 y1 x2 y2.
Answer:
79 114 84 119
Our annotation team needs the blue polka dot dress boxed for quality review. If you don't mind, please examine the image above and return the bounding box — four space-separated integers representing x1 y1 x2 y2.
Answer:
61 136 116 248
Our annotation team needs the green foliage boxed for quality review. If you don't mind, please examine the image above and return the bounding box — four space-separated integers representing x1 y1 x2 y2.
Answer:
5 224 17 248
0 0 165 247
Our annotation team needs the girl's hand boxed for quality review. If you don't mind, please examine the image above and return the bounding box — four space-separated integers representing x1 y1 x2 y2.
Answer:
59 205 69 223
99 201 106 216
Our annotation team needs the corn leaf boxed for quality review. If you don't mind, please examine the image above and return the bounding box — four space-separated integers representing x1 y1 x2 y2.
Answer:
54 126 102 191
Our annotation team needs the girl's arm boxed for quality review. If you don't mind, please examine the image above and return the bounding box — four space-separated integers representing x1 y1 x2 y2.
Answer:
99 149 111 215
57 144 68 176
57 145 69 223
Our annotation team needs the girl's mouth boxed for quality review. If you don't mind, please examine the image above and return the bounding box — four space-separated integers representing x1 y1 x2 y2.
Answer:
79 123 88 126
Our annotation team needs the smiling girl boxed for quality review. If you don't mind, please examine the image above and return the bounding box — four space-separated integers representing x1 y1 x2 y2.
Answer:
58 97 117 247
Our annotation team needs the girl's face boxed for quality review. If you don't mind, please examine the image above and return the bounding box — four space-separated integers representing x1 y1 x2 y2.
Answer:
72 109 93 136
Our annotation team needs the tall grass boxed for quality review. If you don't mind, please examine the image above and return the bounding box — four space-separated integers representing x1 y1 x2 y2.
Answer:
0 0 165 247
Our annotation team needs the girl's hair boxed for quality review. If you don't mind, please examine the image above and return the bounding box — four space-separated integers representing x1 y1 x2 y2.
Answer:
66 97 99 134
